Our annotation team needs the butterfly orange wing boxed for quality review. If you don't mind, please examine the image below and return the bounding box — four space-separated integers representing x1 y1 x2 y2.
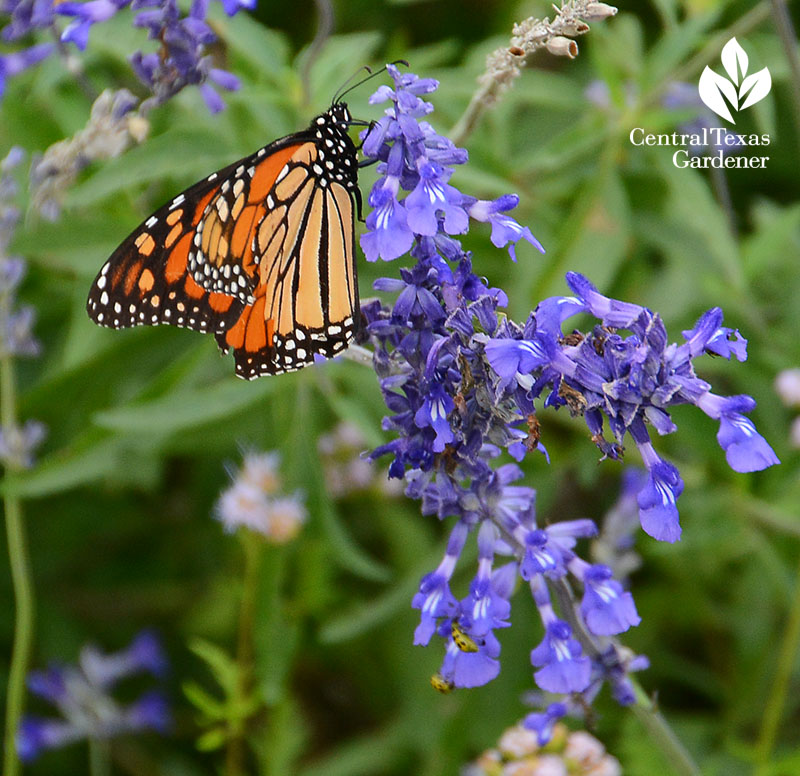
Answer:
87 104 361 379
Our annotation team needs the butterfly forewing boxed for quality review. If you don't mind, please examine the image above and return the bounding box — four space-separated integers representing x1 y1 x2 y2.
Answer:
86 103 361 378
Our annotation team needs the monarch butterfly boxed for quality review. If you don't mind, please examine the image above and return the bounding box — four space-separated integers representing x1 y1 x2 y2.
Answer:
86 101 362 379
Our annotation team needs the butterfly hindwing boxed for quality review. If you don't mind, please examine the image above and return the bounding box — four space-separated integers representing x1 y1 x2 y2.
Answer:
87 103 361 379
219 171 360 378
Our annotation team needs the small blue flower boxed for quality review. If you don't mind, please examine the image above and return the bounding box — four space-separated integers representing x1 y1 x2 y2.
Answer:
412 522 467 644
405 161 469 236
530 620 592 694
57 0 129 50
696 392 780 472
577 562 640 635
522 701 567 746
414 382 455 452
218 0 255 15
635 452 684 543
467 194 545 260
361 183 414 262
0 43 53 97
16 717 81 763
17 631 170 762
439 629 501 688
1 0 57 41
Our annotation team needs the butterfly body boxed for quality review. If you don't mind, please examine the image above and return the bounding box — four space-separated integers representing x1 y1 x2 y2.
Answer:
87 102 361 379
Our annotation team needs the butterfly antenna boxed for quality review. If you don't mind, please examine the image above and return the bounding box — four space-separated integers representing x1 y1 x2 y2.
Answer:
333 60 409 105
332 65 373 107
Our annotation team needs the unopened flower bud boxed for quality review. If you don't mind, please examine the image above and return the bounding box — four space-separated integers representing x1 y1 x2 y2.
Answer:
583 3 618 20
546 36 578 59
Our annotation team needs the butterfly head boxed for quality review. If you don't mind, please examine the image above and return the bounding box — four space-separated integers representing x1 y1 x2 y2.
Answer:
325 101 352 129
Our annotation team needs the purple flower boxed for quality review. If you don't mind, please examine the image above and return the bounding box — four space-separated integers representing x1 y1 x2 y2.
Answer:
530 620 592 694
0 419 47 469
635 450 684 543
129 0 242 111
414 382 455 452
361 183 414 262
412 522 467 645
576 562 640 635
218 0 255 14
405 162 468 236
467 194 545 260
17 717 81 763
522 701 567 746
360 64 778 731
80 629 168 687
1 0 57 41
17 632 170 761
0 43 53 97
57 0 129 50
696 393 780 472
439 630 502 689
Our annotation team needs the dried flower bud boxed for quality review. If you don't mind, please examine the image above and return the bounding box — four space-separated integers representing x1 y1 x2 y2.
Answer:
546 36 579 59
557 19 590 36
509 46 525 56
583 3 618 20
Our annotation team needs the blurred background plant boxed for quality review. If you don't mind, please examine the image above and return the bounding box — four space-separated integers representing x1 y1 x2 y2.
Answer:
0 0 798 774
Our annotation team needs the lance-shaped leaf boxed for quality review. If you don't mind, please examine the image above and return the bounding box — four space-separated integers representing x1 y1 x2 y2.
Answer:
699 66 738 123
739 66 772 111
721 37 748 85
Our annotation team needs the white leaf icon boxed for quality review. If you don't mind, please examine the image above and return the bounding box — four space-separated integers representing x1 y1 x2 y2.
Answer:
721 37 748 85
739 66 772 111
699 66 738 123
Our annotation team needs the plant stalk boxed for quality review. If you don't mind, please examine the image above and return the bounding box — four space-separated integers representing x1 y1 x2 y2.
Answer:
225 531 263 776
2 345 35 776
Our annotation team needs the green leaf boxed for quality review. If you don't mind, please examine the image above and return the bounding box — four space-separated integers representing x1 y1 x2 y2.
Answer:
66 128 236 207
182 681 226 721
92 378 275 435
2 437 123 499
195 726 229 752
188 637 239 695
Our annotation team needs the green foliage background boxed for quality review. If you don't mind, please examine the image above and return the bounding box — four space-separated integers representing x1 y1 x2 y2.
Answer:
1 0 799 773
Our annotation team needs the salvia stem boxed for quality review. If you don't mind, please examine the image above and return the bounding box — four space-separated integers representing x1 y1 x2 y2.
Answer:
2 342 35 776
88 738 112 776
629 681 701 776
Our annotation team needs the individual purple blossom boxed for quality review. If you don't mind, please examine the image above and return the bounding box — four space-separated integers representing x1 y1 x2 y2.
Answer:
80 629 167 688
18 632 170 762
530 619 592 694
573 561 641 635
1 0 57 41
522 701 567 745
57 0 130 50
412 521 467 645
0 42 53 97
467 193 545 260
696 392 780 472
218 0 254 14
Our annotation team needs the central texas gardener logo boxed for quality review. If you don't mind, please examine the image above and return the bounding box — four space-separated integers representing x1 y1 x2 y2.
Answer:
698 37 771 124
